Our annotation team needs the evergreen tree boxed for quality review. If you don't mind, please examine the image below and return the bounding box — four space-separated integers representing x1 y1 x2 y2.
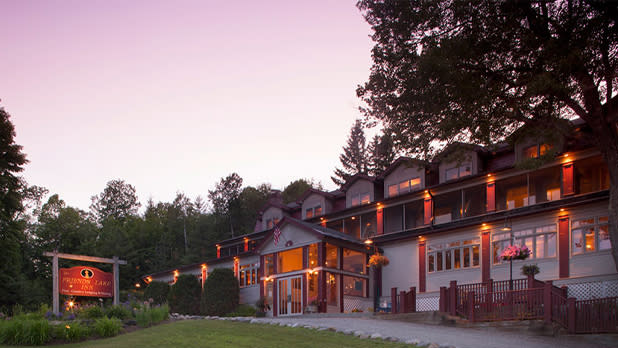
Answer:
0 108 28 310
331 119 369 186
368 133 396 176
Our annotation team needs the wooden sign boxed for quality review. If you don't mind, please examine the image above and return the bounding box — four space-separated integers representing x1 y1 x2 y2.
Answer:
60 266 113 297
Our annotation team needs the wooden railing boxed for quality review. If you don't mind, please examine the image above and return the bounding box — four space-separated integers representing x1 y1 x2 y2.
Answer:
439 277 617 334
391 287 416 314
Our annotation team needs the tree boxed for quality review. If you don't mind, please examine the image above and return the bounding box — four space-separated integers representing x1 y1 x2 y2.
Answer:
90 179 141 222
356 1 618 269
200 268 239 316
0 107 28 310
368 133 396 176
331 119 369 186
208 173 243 238
168 274 201 315
237 184 271 234
281 179 323 204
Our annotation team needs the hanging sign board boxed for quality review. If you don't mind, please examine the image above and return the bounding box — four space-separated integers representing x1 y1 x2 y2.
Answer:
60 266 113 297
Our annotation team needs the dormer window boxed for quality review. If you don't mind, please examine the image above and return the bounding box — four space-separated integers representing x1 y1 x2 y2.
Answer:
351 192 370 207
523 144 552 159
305 205 322 219
266 218 280 229
388 177 421 197
445 163 471 181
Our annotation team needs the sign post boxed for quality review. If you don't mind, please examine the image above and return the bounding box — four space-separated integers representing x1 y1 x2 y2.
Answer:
44 251 127 315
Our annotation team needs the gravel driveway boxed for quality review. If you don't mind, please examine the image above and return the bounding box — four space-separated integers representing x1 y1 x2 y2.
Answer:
250 316 618 348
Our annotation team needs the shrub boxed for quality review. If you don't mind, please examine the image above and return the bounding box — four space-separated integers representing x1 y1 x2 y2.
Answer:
0 318 51 345
78 305 105 319
94 317 122 337
105 305 133 320
521 264 540 276
135 309 152 328
144 281 170 305
225 304 256 317
53 321 90 342
168 274 201 315
150 304 169 324
201 268 239 316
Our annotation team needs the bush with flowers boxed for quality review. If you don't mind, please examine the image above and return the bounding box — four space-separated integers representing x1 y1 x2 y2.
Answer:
368 253 390 268
500 245 531 261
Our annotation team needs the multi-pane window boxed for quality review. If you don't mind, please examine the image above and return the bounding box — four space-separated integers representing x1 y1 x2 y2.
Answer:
523 144 552 159
445 163 471 181
352 192 371 206
305 205 322 219
572 216 610 255
493 225 557 263
388 178 421 197
343 276 367 297
428 239 480 273
239 263 258 288
513 225 557 260
266 218 280 229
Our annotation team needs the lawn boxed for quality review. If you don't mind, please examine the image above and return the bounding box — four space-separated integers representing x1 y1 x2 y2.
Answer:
0 320 415 348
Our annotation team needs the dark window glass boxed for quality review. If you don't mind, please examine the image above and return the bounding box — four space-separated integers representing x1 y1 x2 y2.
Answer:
361 212 377 239
575 157 609 194
384 205 403 233
463 185 485 217
326 219 343 233
404 200 424 229
496 174 528 211
343 216 361 239
434 190 462 224
528 166 561 204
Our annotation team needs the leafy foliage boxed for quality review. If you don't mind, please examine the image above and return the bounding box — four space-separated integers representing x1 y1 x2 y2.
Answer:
168 274 201 315
144 281 170 305
201 268 239 316
90 179 141 222
104 305 133 320
0 318 50 346
93 317 122 337
281 179 323 204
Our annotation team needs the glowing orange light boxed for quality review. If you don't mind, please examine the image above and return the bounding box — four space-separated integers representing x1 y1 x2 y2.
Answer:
135 283 141 288
364 239 373 245
173 270 179 276
351 216 356 220
201 264 207 269
68 301 74 308
65 325 71 329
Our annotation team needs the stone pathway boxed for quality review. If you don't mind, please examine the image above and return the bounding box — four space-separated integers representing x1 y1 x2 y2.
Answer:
174 314 618 348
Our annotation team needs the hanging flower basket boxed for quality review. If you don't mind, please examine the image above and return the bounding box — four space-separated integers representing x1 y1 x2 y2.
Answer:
368 253 390 268
500 245 531 261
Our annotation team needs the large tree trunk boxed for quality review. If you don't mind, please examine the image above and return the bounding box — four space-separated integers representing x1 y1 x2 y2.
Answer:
603 146 618 272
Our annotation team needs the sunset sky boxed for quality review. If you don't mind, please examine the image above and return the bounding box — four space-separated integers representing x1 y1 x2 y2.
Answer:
1 0 375 211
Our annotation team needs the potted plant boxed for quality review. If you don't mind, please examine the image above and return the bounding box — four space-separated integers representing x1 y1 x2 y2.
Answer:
305 299 318 313
255 297 270 317
368 253 390 268
521 264 540 277
500 245 532 289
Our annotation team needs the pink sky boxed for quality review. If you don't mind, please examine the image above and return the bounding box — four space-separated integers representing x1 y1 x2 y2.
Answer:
1 0 375 211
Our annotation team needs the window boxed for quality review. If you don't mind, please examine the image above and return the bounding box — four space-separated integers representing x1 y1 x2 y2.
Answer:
308 244 318 268
528 166 561 204
496 174 528 210
514 225 557 260
264 254 274 276
575 157 609 194
462 185 486 217
351 192 371 206
305 205 322 219
343 276 367 297
389 177 421 197
433 190 462 224
239 263 258 287
325 243 339 269
384 205 403 233
277 248 303 273
266 218 280 229
361 211 377 239
428 239 479 273
493 225 557 263
343 216 360 238
445 163 472 181
404 200 424 229
523 144 552 159
572 216 610 255
342 249 366 274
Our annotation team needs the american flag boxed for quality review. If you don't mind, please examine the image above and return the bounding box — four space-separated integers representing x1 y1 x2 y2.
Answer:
273 225 281 245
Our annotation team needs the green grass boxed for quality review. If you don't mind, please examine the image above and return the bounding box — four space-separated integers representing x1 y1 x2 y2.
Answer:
0 320 414 348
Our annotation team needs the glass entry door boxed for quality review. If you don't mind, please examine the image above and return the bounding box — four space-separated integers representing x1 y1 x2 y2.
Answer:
277 276 303 316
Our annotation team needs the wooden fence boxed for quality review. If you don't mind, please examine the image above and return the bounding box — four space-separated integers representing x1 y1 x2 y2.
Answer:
439 277 618 334
390 287 416 314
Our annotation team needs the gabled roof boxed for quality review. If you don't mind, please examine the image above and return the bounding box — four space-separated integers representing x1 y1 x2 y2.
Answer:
377 156 426 180
255 216 366 252
433 142 485 162
296 188 337 204
339 173 377 191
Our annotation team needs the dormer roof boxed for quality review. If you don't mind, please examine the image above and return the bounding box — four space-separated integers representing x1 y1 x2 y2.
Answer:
377 156 426 180
339 173 377 191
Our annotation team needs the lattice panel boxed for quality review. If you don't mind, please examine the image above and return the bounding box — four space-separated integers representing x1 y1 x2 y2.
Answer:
416 294 439 312
566 280 618 300
343 296 373 313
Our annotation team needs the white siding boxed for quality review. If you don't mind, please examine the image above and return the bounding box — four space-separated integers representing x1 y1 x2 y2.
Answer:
383 163 425 198
438 151 479 184
302 194 330 219
261 224 321 254
346 179 375 208
262 207 283 231
381 240 418 294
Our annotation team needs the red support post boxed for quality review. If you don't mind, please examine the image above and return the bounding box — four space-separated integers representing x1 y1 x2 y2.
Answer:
400 290 407 313
377 208 384 235
467 292 475 322
562 163 574 196
559 216 570 278
481 231 491 282
391 287 398 314
486 181 495 212
439 286 447 313
418 240 426 292
485 279 493 313
543 281 552 324
449 280 457 316
410 287 417 312
567 297 576 334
